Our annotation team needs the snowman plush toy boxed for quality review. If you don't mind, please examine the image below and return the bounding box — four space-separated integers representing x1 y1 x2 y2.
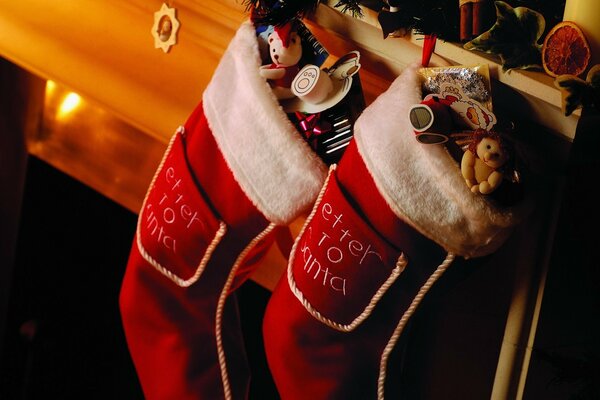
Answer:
259 23 303 99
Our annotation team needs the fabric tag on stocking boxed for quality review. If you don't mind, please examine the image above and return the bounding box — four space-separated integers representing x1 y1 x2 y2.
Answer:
288 168 406 331
137 129 227 287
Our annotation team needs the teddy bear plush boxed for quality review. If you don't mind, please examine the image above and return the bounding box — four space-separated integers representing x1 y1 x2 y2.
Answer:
259 23 302 99
461 129 508 194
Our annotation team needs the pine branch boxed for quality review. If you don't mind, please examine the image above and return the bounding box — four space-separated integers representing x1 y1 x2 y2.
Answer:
333 0 364 17
246 0 321 26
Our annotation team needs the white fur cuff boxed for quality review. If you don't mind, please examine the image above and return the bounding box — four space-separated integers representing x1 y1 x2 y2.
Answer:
203 22 327 225
355 63 524 258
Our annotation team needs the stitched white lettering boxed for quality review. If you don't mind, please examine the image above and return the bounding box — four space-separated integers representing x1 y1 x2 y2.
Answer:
298 200 385 296
298 200 387 297
340 228 352 242
318 232 330 246
321 202 333 220
159 193 168 205
163 207 176 224
143 165 206 256
180 205 201 229
300 238 347 295
359 244 382 265
145 205 177 253
330 276 346 295
332 211 343 228
348 239 363 257
327 246 343 263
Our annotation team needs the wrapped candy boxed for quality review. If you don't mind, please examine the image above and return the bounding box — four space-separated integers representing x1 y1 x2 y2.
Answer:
418 64 493 111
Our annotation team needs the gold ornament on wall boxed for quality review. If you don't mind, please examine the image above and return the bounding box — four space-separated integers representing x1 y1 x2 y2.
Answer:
151 3 180 53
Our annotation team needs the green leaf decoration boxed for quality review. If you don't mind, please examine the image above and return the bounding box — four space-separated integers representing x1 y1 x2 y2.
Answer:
555 75 589 116
464 1 545 71
555 64 600 116
586 64 600 91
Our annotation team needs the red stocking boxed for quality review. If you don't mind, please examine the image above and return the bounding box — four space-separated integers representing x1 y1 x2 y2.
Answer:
119 22 327 400
263 64 526 399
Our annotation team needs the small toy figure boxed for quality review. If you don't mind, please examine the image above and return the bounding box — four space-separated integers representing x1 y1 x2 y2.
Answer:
283 51 362 114
291 51 361 106
408 83 497 145
259 23 302 99
461 129 508 194
408 97 454 144
292 65 334 105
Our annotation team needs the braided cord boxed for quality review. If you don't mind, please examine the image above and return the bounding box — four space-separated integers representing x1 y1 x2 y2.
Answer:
288 249 407 332
215 223 276 400
377 252 456 400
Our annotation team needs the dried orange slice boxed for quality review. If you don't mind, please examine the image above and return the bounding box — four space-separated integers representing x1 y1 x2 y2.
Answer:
542 21 591 77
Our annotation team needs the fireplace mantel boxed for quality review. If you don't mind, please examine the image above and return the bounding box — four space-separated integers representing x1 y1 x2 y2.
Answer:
0 2 581 399
0 1 578 142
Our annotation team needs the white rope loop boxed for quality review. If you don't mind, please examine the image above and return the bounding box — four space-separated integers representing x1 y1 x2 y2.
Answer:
377 252 456 400
215 223 276 400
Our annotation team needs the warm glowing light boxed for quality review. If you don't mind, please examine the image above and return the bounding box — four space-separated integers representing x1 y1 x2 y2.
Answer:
58 92 82 118
45 80 57 96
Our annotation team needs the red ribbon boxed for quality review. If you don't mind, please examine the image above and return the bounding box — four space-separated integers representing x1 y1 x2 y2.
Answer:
295 112 332 142
421 34 437 67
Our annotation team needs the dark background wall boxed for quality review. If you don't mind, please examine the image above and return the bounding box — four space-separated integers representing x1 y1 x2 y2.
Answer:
0 157 277 400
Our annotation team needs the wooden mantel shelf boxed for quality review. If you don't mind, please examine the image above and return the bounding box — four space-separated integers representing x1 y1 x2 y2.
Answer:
0 1 578 143
312 3 580 140
0 0 248 144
